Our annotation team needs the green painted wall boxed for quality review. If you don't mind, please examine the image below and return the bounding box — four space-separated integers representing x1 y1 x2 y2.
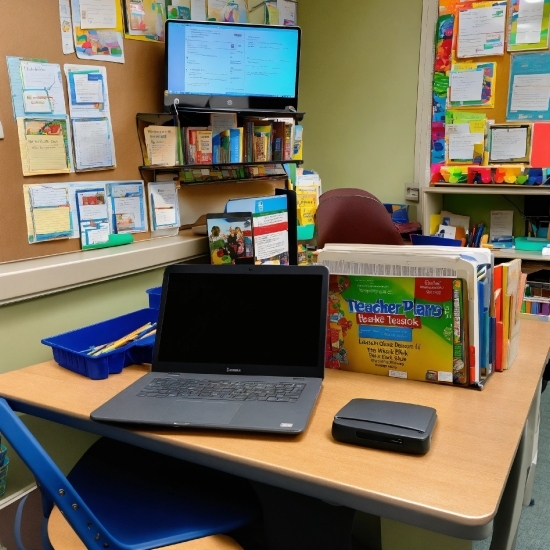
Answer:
0 269 164 374
299 0 423 204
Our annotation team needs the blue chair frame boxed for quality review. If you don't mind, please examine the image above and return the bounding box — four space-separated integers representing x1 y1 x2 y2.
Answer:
0 398 260 550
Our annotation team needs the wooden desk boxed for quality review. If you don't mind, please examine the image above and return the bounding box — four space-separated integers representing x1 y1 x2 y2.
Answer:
0 320 548 550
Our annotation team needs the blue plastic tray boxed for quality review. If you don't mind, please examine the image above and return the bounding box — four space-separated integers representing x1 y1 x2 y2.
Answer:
146 287 162 310
42 308 158 380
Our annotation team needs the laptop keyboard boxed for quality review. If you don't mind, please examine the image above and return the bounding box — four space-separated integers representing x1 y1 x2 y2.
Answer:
138 378 306 402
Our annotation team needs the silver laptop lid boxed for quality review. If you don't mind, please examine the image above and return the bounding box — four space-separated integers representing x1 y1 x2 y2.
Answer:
153 264 329 378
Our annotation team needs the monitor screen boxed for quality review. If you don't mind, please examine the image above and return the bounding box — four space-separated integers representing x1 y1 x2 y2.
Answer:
165 20 301 112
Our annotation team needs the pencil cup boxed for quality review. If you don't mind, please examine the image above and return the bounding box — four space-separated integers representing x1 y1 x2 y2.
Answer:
0 455 9 497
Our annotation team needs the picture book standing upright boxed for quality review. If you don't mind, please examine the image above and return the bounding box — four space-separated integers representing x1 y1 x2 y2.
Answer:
91 264 329 434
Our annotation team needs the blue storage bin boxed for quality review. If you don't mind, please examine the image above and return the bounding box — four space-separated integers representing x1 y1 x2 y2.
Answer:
383 203 409 224
411 234 462 247
146 287 162 310
42 308 158 380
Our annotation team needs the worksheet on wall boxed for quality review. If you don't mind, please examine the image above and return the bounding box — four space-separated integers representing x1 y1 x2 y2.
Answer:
59 0 75 54
6 57 67 120
26 185 73 243
64 64 117 171
507 52 550 120
70 0 125 63
16 117 74 176
508 0 550 50
72 118 116 170
457 2 506 58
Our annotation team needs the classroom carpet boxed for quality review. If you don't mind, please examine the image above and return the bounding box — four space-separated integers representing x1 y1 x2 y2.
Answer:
474 383 550 550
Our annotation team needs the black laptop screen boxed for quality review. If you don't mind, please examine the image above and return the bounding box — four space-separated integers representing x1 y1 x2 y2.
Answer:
156 269 327 375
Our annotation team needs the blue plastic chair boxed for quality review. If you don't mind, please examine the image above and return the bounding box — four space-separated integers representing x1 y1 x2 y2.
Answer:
0 398 261 550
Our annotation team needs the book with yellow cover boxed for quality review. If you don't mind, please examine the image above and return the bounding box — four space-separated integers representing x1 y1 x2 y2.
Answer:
325 274 468 385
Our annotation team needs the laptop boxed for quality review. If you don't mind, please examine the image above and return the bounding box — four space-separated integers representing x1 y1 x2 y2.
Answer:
91 264 329 434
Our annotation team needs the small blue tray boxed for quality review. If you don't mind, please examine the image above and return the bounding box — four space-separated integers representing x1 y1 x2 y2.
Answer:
42 308 158 380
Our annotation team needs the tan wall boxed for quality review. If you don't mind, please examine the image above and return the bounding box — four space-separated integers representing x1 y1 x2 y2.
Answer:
299 0 423 204
0 269 163 374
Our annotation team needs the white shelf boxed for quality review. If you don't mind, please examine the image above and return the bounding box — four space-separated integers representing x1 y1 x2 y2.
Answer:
425 185 550 196
492 249 550 261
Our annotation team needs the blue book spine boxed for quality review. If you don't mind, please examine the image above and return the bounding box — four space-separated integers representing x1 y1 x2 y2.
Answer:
212 133 221 164
230 129 241 163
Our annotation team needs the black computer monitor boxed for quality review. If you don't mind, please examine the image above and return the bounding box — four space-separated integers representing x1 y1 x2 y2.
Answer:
164 19 301 112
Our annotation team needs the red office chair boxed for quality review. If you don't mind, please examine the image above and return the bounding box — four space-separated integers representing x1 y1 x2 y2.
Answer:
316 188 404 249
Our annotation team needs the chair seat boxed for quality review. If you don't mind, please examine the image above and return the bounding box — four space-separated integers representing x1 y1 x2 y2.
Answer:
48 506 244 549
61 438 259 548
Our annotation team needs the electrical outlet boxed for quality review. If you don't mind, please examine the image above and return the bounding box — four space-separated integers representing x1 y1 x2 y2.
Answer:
405 184 419 202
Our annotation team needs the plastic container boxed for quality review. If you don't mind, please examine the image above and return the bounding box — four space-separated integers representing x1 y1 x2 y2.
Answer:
0 444 6 467
146 287 162 310
410 234 463 247
515 237 550 252
42 308 158 380
383 204 410 224
0 456 9 497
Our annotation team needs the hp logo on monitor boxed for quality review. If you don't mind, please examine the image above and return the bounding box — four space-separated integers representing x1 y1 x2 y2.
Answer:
227 100 233 105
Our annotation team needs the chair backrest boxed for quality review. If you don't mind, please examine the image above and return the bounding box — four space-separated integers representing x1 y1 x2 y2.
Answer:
316 191 404 249
0 398 126 550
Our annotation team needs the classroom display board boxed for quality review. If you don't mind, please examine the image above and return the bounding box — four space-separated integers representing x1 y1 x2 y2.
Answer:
431 0 550 186
0 2 165 263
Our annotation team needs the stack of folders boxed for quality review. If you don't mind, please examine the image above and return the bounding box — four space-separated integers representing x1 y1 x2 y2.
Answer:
317 244 521 389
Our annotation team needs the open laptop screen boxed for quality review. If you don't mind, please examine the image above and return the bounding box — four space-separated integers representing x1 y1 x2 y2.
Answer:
154 266 328 378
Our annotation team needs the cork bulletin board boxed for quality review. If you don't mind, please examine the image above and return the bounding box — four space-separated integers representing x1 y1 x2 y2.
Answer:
0 1 165 263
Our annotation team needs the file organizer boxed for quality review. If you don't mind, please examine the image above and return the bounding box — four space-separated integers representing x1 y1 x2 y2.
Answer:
42 308 158 380
317 244 496 389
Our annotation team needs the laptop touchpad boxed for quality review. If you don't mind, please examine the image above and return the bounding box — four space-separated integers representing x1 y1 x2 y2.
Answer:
163 400 242 425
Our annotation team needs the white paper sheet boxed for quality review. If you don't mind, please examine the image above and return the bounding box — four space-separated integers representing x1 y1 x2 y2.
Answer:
190 0 207 20
29 186 69 208
278 0 296 25
446 123 471 135
450 70 484 102
79 0 117 29
510 73 550 111
490 210 514 241
72 73 104 103
20 61 66 116
64 65 110 118
457 5 506 57
517 0 545 44
150 182 180 229
490 127 528 161
72 118 115 169
59 0 75 54
448 133 483 160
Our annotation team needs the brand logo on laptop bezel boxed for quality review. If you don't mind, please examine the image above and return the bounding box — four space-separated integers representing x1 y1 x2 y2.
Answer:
227 368 241 373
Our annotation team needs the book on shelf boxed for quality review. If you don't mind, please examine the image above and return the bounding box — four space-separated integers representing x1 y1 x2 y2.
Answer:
253 124 272 162
293 124 303 160
271 121 286 161
143 126 178 166
229 128 243 163
184 126 207 164
196 130 212 164
226 194 289 265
